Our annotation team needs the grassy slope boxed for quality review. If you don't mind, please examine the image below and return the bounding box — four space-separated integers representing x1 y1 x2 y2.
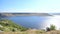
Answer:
0 19 28 32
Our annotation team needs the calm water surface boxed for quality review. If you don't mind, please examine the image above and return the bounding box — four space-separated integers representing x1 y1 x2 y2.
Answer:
6 15 60 29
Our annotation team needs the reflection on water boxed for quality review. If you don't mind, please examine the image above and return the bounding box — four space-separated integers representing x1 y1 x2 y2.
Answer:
6 15 60 30
44 15 60 30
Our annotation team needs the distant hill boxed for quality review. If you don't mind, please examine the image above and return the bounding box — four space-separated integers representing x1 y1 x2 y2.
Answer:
53 13 60 15
0 19 28 32
0 13 52 16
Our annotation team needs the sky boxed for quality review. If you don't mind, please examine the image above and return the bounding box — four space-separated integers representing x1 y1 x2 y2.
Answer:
0 0 60 13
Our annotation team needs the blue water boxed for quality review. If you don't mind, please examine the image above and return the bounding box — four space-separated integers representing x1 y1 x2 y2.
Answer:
6 16 49 29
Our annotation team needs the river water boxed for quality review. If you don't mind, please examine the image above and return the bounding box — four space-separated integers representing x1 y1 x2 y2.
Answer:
6 15 60 30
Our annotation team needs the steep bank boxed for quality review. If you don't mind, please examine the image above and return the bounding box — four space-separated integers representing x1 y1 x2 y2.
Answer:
0 19 28 32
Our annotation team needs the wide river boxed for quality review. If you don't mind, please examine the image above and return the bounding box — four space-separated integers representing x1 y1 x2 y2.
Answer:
6 15 60 30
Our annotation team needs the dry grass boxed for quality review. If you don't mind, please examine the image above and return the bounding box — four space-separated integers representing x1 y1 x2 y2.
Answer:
0 30 60 34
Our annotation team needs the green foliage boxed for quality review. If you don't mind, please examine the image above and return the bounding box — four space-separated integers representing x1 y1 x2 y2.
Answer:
0 27 4 31
0 19 28 32
50 24 56 30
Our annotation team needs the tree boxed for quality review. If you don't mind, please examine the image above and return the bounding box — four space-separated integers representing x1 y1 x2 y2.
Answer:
50 24 56 30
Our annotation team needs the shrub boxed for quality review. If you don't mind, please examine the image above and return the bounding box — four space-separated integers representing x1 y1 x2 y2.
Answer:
50 24 56 30
46 27 50 31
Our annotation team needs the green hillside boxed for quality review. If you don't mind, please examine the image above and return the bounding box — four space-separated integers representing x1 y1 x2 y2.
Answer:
0 19 28 32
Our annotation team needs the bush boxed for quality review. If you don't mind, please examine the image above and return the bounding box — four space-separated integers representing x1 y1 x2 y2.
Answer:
46 27 50 31
12 29 16 32
50 24 56 30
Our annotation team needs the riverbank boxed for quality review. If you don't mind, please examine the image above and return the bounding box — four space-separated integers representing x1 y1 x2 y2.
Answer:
0 30 60 34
